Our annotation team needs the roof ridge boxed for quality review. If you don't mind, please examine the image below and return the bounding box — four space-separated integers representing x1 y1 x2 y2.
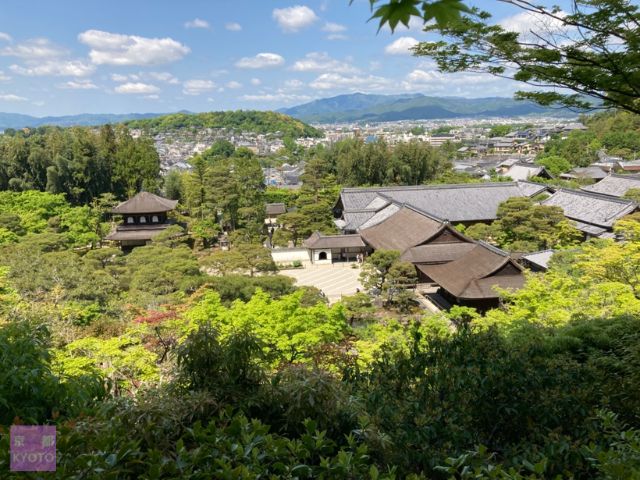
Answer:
374 191 400 205
402 203 447 223
606 173 640 180
511 162 540 168
343 208 381 213
517 179 548 187
522 249 555 256
548 187 637 205
477 240 509 257
316 231 361 238
340 181 520 193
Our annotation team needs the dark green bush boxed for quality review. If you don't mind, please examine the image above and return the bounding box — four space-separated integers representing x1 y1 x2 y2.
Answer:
0 320 104 425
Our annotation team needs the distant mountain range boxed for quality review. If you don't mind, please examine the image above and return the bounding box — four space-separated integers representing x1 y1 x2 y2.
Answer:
0 112 168 131
278 93 574 123
0 93 575 132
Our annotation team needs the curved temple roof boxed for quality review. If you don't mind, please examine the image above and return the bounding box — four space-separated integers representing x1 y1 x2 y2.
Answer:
418 243 525 300
112 192 178 214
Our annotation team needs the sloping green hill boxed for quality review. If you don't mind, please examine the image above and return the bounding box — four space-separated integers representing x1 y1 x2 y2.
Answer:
279 93 572 123
126 110 323 138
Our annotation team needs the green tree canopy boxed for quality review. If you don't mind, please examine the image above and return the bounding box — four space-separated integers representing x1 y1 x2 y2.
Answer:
466 196 582 252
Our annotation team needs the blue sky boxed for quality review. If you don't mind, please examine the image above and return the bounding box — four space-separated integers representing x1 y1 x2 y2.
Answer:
0 0 559 116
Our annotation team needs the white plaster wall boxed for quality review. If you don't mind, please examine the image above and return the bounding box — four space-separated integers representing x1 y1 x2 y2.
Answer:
271 248 310 264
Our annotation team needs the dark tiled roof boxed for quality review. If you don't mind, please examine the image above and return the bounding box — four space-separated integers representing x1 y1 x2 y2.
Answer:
560 166 608 180
303 231 366 249
341 211 377 231
541 188 636 228
417 243 524 300
581 174 640 198
520 250 555 271
357 203 402 230
265 202 287 215
105 224 169 241
339 181 548 228
112 192 178 214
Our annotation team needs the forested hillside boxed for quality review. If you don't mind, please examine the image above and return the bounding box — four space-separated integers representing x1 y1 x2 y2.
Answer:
126 110 323 138
540 110 640 166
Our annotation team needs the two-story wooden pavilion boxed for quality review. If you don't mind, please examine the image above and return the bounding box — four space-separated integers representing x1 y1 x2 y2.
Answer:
105 192 178 249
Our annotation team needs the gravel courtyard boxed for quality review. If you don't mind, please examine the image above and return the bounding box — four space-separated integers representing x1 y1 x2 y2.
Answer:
280 263 363 303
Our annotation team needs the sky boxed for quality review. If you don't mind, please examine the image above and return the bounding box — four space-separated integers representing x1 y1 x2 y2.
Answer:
0 0 563 116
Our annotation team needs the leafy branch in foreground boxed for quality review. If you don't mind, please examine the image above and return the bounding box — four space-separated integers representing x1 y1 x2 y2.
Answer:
362 0 640 114
360 0 473 31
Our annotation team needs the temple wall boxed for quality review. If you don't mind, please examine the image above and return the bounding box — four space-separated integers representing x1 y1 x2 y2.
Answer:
271 248 311 265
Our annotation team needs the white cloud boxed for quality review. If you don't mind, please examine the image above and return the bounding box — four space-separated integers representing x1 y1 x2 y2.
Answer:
240 92 312 103
250 78 261 86
0 33 12 42
327 34 348 41
115 82 160 94
31 100 45 107
284 79 305 89
500 10 567 35
402 67 512 96
226 80 242 89
225 22 242 31
59 79 98 89
148 71 179 84
272 5 318 33
0 71 10 81
235 52 284 69
144 94 159 100
78 30 190 66
291 52 358 74
499 10 574 49
309 73 391 91
112 71 178 84
385 36 419 55
406 69 439 83
1 38 67 59
10 60 95 77
184 18 210 29
322 22 347 33
0 94 27 102
183 79 215 95
2 38 94 77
